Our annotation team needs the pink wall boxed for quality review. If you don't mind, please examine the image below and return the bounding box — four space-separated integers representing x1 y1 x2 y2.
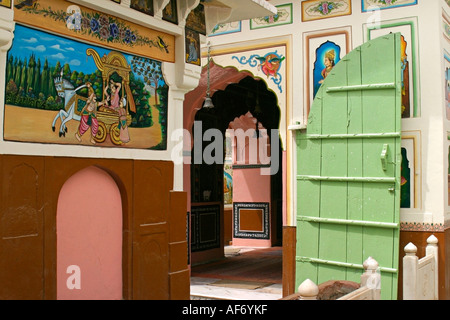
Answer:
233 168 271 203
232 167 272 247
57 166 122 300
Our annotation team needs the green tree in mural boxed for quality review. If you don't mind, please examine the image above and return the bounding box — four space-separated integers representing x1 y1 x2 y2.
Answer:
26 54 36 95
40 59 50 98
20 59 27 92
33 58 41 96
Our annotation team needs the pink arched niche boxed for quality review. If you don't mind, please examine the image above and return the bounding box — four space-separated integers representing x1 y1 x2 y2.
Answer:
56 166 122 300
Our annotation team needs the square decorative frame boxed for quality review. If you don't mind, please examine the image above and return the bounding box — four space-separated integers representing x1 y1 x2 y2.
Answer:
301 0 352 22
364 16 421 118
130 0 154 16
162 0 178 24
401 131 421 210
190 204 221 252
209 21 241 37
0 0 11 8
361 0 417 12
250 3 293 30
445 50 450 120
233 202 270 240
303 26 352 116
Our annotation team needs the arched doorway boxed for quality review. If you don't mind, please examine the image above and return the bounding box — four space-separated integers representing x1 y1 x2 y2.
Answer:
187 73 283 276
56 166 122 300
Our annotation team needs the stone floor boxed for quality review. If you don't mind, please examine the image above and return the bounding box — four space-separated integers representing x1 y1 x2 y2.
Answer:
190 246 283 300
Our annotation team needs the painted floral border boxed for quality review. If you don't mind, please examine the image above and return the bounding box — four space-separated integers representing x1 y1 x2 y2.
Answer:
21 3 165 52
400 222 445 232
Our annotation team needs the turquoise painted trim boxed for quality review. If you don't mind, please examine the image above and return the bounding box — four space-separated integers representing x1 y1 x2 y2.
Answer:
361 0 418 12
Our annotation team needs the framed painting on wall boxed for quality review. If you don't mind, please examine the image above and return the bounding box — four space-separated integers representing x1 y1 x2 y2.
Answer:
0 0 11 8
303 26 352 116
364 16 420 118
447 134 450 208
209 21 241 37
185 28 200 66
401 131 421 210
162 0 178 24
130 0 154 16
445 51 450 120
301 0 352 22
250 3 293 30
186 2 206 35
444 12 450 44
361 0 417 12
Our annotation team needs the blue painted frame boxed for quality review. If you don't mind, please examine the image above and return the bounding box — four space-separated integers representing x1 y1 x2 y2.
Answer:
361 0 418 12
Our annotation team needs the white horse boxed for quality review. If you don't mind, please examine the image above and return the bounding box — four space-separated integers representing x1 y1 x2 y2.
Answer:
51 72 88 137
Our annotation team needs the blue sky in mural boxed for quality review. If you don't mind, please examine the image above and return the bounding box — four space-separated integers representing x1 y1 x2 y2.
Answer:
9 24 163 84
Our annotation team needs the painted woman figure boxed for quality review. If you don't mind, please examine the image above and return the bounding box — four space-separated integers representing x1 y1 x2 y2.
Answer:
319 49 335 84
118 97 130 143
104 78 122 111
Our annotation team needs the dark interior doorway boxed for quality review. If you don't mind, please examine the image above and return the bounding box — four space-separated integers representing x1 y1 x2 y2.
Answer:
189 76 283 261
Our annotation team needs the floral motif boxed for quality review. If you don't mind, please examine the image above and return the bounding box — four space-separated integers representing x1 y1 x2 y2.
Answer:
231 51 285 93
375 0 397 5
21 3 166 52
308 1 343 15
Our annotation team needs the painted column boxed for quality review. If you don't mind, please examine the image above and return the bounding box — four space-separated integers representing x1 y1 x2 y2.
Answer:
0 6 14 149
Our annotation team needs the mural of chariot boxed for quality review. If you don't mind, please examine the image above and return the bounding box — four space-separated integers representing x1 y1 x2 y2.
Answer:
4 24 168 150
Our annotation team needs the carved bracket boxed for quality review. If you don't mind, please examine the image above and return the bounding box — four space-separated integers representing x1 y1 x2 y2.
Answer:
0 10 14 52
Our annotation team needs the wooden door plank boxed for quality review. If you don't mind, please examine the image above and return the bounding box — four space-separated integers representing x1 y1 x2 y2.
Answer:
346 47 364 283
360 34 400 300
296 135 321 284
318 57 349 283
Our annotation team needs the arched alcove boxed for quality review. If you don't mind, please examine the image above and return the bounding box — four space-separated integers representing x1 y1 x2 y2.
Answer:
56 166 122 300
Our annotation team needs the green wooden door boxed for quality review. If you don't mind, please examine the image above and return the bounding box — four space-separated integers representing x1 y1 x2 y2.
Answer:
296 33 402 300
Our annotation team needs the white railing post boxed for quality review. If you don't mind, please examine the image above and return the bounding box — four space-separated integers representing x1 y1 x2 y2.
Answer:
298 279 319 300
403 242 418 300
360 256 381 299
425 235 439 300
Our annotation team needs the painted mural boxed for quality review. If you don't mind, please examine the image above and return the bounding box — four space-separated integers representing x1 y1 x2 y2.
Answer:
4 24 168 149
401 147 411 208
445 52 450 120
313 41 341 98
